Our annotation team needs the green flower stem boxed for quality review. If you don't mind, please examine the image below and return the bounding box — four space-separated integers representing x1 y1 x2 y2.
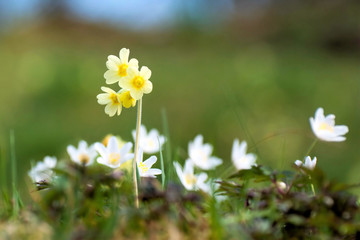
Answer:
133 98 142 208
310 178 316 196
305 138 318 158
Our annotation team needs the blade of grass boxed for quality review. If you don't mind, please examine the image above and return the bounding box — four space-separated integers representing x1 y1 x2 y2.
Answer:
221 85 262 160
10 129 21 217
158 137 165 189
161 109 173 183
0 144 6 197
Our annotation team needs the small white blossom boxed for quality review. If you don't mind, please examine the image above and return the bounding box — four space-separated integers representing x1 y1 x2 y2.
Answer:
310 107 349 142
132 125 165 154
188 135 222 170
28 156 57 183
295 156 317 170
231 139 257 170
136 148 162 178
94 136 133 168
174 159 210 192
67 140 97 166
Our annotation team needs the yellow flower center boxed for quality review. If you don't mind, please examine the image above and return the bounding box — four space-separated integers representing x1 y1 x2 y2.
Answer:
110 93 120 104
78 154 90 164
318 123 334 132
138 162 148 173
118 64 128 77
109 153 121 165
131 76 145 89
119 91 136 108
184 174 197 186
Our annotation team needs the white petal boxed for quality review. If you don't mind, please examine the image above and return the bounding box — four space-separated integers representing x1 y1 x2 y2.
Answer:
314 107 324 121
129 89 143 100
128 58 139 68
106 60 118 71
108 136 119 153
294 160 303 166
140 66 152 79
146 168 162 176
119 48 130 63
333 125 349 135
94 143 107 158
104 70 120 84
67 145 78 162
143 156 157 168
183 159 194 175
119 142 133 157
107 55 121 65
79 140 88 151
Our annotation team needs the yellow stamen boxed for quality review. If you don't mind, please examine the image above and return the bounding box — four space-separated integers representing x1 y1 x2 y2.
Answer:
118 64 128 77
131 76 145 89
109 153 120 165
110 93 120 104
318 123 334 132
184 174 197 185
119 91 136 108
138 162 148 173
78 154 90 164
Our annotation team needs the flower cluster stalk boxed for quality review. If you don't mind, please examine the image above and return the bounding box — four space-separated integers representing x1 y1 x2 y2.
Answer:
133 99 142 208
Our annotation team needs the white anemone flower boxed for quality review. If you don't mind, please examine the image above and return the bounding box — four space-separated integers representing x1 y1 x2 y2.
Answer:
188 135 222 170
94 136 133 168
28 156 57 183
104 48 139 84
231 139 257 170
132 125 165 154
136 148 162 178
67 140 97 166
174 159 210 192
310 107 349 142
295 156 317 170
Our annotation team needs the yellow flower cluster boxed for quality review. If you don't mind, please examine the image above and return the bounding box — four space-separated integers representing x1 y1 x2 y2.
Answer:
97 48 153 117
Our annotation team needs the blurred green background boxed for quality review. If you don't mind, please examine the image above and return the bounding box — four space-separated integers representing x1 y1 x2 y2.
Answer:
0 0 360 192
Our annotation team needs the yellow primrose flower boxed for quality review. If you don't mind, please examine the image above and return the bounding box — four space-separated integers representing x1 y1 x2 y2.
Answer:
118 89 137 108
96 87 122 117
104 48 139 84
120 66 153 100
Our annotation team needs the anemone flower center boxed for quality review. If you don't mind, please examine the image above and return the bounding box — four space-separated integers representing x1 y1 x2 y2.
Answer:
109 153 121 165
118 64 128 77
131 76 145 89
184 174 197 185
138 162 148 173
78 154 90 164
318 122 334 132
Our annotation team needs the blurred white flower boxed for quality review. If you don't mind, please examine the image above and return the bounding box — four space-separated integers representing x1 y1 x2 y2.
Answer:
231 139 257 170
104 48 139 84
67 140 97 166
94 136 133 168
136 148 162 178
295 156 317 170
310 107 349 142
188 135 222 170
208 178 227 202
132 125 165 154
28 156 57 183
174 159 210 192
